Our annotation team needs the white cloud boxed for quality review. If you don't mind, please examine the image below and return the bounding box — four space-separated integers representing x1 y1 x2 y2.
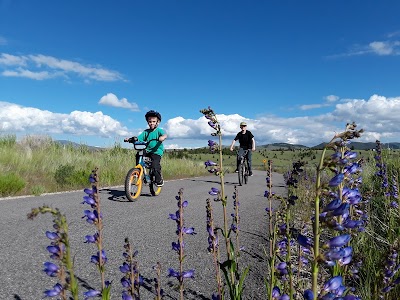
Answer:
0 53 27 66
99 93 139 111
368 41 399 56
299 104 325 110
330 40 400 58
2 68 63 80
0 53 124 82
299 95 339 110
0 101 129 137
324 95 339 103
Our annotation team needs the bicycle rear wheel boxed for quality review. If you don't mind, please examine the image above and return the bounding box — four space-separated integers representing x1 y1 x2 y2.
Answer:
149 183 162 196
125 168 142 201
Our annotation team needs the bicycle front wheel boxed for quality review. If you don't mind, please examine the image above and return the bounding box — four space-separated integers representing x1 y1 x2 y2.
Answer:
125 168 142 201
238 163 244 186
244 162 249 184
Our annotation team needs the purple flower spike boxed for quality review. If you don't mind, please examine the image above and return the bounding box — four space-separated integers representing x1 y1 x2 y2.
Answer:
167 268 180 278
303 289 313 300
84 233 99 243
324 234 351 248
297 234 313 249
323 276 343 292
339 254 352 265
43 262 59 277
119 262 130 273
122 291 134 300
329 173 345 187
83 289 101 298
323 198 341 212
331 203 350 217
204 160 217 167
182 227 196 235
45 231 59 240
182 269 195 278
272 286 280 298
44 283 63 297
82 195 96 206
279 295 289 300
209 187 220 195
84 188 94 195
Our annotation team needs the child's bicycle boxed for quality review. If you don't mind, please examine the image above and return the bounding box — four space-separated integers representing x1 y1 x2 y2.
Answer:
237 149 250 186
124 137 162 201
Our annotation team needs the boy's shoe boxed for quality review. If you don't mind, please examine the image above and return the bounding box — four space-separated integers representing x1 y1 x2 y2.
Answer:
156 179 164 187
249 171 253 176
234 169 238 173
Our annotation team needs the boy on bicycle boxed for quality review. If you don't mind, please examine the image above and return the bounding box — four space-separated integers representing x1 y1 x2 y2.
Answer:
230 121 256 176
124 110 167 186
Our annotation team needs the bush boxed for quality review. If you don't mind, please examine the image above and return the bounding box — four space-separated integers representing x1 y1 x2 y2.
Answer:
0 173 25 197
55 164 90 187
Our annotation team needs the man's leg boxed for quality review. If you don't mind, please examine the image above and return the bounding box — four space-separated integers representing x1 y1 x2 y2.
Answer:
247 150 253 175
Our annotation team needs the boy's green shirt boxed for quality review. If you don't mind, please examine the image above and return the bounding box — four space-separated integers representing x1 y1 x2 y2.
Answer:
137 127 165 156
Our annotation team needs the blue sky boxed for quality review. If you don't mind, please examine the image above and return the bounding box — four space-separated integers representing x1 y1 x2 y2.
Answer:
1 0 400 149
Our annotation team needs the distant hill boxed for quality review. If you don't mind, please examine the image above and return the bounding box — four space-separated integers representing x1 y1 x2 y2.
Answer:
258 143 309 150
55 140 104 151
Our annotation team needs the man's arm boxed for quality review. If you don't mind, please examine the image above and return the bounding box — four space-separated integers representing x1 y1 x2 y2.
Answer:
230 139 236 151
251 137 256 151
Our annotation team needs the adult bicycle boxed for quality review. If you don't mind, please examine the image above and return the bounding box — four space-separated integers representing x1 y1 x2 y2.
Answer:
124 137 162 201
237 149 250 186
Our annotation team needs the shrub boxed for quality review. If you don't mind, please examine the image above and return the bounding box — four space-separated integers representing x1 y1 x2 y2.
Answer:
55 164 90 187
0 173 25 197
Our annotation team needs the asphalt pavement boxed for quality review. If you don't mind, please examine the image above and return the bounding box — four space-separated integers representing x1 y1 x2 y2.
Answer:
0 169 287 300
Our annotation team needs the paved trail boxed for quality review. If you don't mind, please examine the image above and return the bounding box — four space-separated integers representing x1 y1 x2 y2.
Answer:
0 170 287 300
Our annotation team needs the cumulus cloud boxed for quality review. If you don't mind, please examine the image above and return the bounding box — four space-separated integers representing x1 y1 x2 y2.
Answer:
0 101 129 137
0 53 124 82
368 41 400 55
99 93 139 111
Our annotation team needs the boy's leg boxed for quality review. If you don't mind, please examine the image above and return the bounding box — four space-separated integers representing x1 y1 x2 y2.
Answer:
135 152 140 166
150 154 163 185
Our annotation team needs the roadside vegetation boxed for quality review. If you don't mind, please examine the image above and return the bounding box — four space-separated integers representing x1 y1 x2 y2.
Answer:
3 125 400 299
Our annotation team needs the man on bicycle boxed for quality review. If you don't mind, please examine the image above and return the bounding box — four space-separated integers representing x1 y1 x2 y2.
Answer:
230 121 256 176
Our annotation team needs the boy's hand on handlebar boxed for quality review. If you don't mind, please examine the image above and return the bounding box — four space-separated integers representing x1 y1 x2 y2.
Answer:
124 136 138 143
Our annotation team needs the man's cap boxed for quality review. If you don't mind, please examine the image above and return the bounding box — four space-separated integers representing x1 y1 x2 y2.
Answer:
240 122 247 126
